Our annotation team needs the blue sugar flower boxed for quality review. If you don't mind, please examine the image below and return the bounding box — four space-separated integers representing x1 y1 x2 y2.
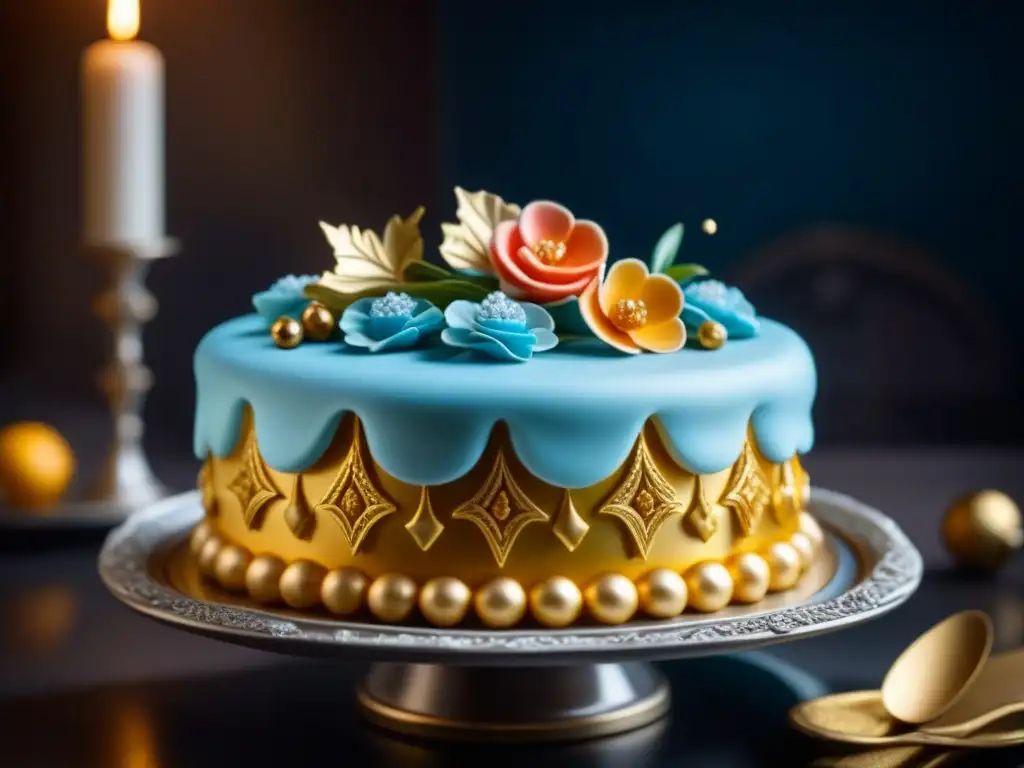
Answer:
681 279 760 339
252 274 319 324
340 292 443 352
442 291 558 362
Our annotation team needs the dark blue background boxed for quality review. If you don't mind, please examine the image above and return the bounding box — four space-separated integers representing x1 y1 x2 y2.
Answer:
438 0 1020 339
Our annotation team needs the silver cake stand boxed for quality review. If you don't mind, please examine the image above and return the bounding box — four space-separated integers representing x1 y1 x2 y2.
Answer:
98 487 922 742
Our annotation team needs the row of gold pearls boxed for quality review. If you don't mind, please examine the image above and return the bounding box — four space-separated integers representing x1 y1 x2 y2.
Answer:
189 512 825 629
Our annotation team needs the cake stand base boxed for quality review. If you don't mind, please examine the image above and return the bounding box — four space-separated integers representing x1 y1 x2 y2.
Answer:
357 661 670 742
99 488 922 743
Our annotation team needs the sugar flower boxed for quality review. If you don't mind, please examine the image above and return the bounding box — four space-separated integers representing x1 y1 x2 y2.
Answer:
340 291 443 352
490 201 609 304
442 291 558 362
681 279 760 339
579 259 686 354
252 274 318 324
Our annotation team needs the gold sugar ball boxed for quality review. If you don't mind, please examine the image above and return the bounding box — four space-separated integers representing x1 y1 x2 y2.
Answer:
280 560 327 609
214 544 252 591
636 569 688 618
301 302 336 342
474 578 527 628
684 562 734 612
727 553 771 604
419 577 472 627
765 541 802 592
189 520 213 556
197 536 223 577
698 321 727 350
321 568 368 615
367 574 418 623
246 555 286 603
0 422 76 508
584 573 639 625
790 531 817 570
943 490 1023 571
529 576 583 628
798 511 825 548
270 316 303 349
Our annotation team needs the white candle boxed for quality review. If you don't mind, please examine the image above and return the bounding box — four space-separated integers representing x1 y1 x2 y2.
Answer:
82 0 164 246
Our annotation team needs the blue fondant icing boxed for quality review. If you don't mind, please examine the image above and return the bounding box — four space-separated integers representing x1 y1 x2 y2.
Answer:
194 314 816 487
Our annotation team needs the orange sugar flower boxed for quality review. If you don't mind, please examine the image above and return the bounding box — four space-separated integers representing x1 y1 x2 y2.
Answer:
579 258 686 354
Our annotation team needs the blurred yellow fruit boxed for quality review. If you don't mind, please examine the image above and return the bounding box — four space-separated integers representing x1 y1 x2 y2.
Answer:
0 422 76 508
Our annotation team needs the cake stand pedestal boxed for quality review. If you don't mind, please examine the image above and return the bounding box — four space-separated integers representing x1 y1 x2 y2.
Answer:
99 488 922 742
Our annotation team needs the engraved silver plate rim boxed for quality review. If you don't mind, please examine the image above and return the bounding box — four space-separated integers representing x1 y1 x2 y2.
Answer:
98 487 922 664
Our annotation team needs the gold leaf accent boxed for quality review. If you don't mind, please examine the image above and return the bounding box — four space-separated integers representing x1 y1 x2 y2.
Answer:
284 474 316 541
318 207 425 294
228 435 283 530
405 487 445 552
198 457 218 517
552 490 589 552
598 432 684 560
452 449 548 567
684 475 717 542
772 460 801 525
719 443 770 536
315 420 397 553
439 187 520 273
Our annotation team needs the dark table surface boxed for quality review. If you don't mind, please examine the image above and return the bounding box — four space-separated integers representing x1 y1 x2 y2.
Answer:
1 430 1024 767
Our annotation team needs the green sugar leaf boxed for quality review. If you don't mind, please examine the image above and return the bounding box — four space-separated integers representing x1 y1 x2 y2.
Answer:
650 223 685 273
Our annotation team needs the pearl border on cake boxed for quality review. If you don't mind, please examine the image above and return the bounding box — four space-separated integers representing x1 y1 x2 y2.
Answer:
189 512 825 628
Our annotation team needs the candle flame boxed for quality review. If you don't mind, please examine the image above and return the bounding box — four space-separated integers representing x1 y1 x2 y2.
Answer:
108 0 140 42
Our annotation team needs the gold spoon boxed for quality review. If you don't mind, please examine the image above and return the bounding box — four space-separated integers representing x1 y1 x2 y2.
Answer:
923 647 1024 737
880 610 993 725
789 689 1024 748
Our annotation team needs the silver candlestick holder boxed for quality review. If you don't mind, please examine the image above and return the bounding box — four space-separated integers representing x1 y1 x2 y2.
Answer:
88 239 180 512
0 238 180 530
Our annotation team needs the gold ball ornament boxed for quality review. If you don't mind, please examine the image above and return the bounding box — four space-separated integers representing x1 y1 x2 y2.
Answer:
270 316 303 349
246 556 286 603
300 302 336 342
474 578 527 628
321 568 368 615
685 562 734 612
943 490 1023 571
790 531 817 570
698 321 727 350
765 541 802 591
798 511 825 548
530 576 583 628
727 552 771 604
197 536 223 577
367 574 418 623
636 568 688 618
189 520 213 556
419 577 472 627
585 573 639 625
0 422 76 508
214 544 252 591
280 560 327 608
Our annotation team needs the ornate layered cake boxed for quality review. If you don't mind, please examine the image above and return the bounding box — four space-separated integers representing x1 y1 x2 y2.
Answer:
189 189 820 629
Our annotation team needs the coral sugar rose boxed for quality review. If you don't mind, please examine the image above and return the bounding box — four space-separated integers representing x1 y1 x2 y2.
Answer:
490 201 609 304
